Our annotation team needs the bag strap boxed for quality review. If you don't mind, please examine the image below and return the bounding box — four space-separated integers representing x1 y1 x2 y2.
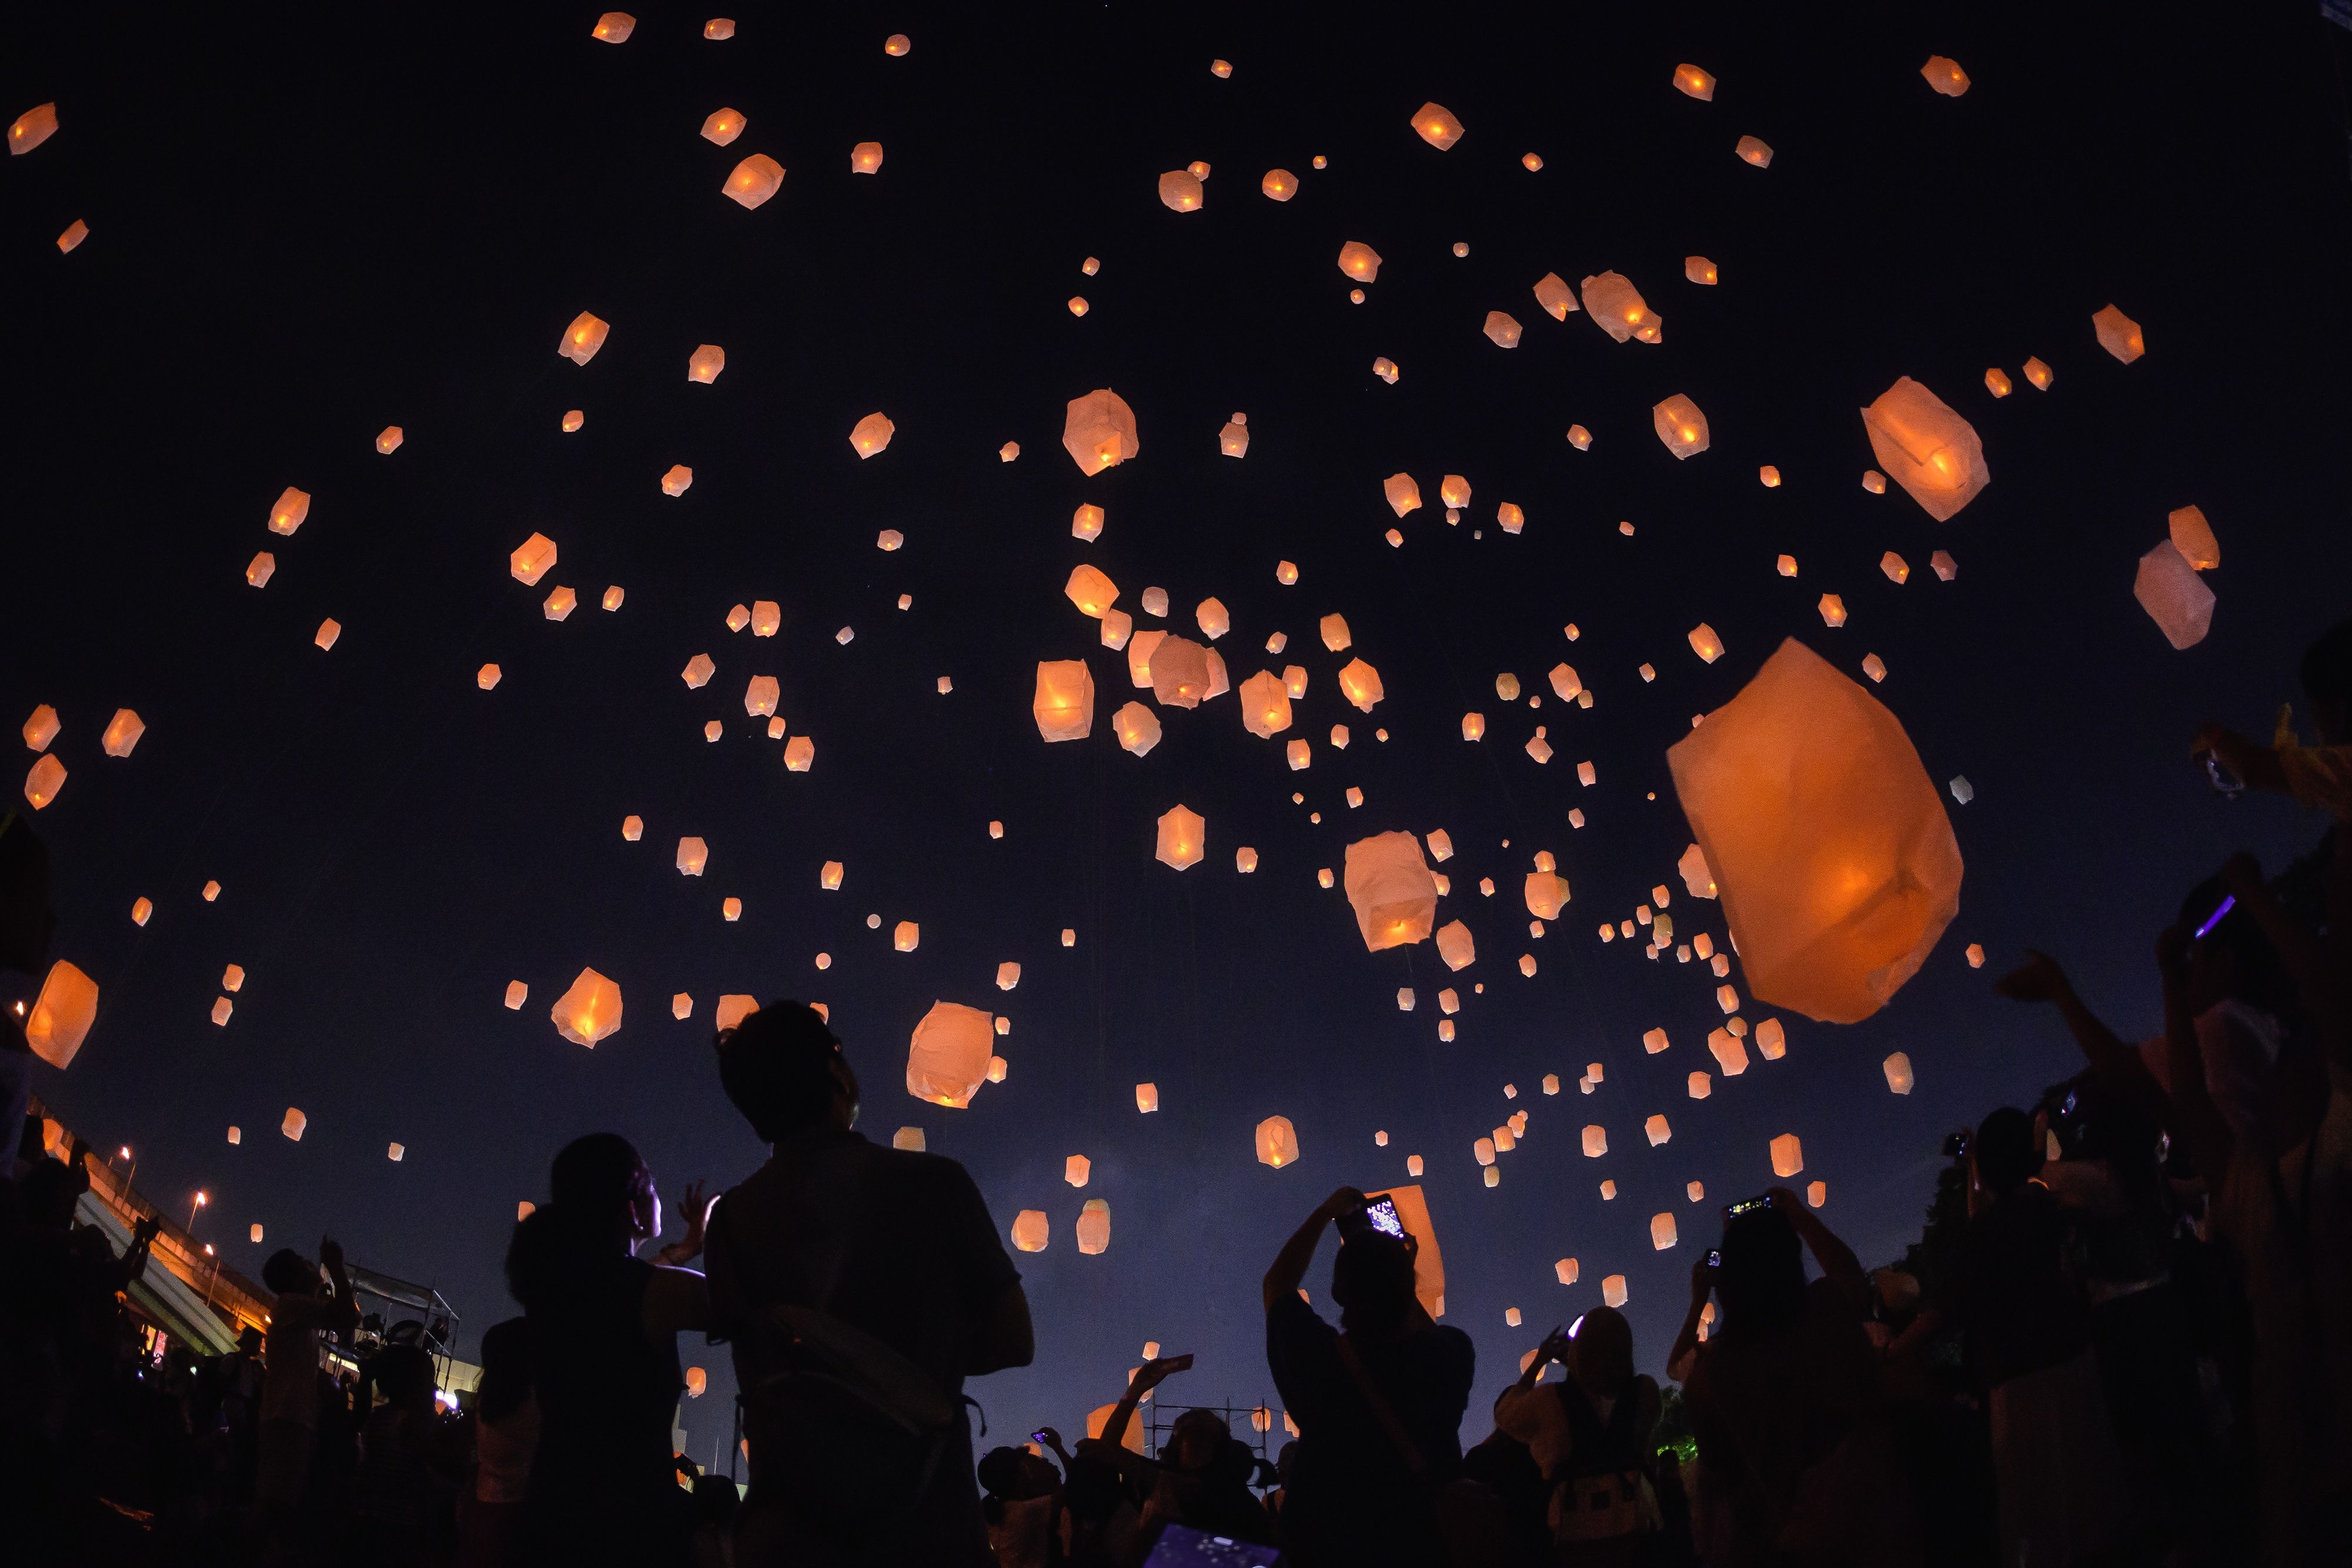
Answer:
1333 1333 1427 1480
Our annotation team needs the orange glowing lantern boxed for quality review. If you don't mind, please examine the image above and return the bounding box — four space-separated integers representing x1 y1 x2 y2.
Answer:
1860 377 1989 521
551 969 623 1047
1063 389 1140 474
724 155 784 208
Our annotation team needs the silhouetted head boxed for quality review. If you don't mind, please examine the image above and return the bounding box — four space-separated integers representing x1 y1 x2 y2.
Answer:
372 1343 435 1409
2303 618 2352 744
1167 1407 1231 1473
1570 1306 1635 1400
239 1324 265 1354
262 1248 317 1297
476 1316 532 1423
19 1157 85 1230
1331 1229 1419 1335
0 810 54 977
1716 1201 1805 1335
717 1001 857 1140
1974 1106 2042 1194
506 1134 656 1308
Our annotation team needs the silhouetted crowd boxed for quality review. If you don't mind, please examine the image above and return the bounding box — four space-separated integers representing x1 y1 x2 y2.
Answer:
4 619 2347 1566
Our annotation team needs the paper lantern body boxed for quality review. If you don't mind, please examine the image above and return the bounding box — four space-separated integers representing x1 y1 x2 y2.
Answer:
1338 659 1384 711
2169 506 2220 571
1524 872 1569 920
849 412 895 457
1673 63 1715 99
25 755 65 809
100 709 144 757
1155 805 1205 870
268 487 311 536
1580 273 1659 343
1157 170 1204 212
724 154 785 209
1412 103 1465 149
1484 312 1522 348
1113 701 1162 756
1666 637 1962 1024
1076 1198 1111 1255
591 12 634 41
26 961 99 1069
1011 1211 1048 1252
1344 831 1437 951
1136 1083 1159 1113
2134 543 2215 648
688 344 726 383
1435 920 1475 971
1338 242 1384 282
1033 660 1095 741
1240 670 1294 737
1860 378 1989 521
2093 305 2144 363
1262 168 1297 200
283 1108 308 1141
1534 273 1577 320
1884 1052 1915 1094
1383 473 1422 517
908 1002 994 1108
1255 1115 1300 1167
1063 389 1140 474
1653 396 1709 458
1735 136 1773 167
1150 637 1211 708
1922 56 1970 95
851 141 884 173
9 103 59 154
1770 1134 1805 1178
701 108 743 145
558 312 610 365
551 968 623 1047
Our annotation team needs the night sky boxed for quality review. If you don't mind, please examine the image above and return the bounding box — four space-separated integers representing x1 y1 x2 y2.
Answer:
6 2 2350 1464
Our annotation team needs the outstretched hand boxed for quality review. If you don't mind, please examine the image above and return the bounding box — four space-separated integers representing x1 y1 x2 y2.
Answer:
1131 1355 1189 1393
1534 1326 1573 1366
1318 1186 1368 1223
1994 950 2069 1004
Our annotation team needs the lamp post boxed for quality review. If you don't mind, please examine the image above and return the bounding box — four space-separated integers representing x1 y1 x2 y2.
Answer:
189 1189 208 1232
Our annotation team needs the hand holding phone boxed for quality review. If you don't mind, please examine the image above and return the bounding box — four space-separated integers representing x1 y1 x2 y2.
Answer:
1336 1195 1406 1243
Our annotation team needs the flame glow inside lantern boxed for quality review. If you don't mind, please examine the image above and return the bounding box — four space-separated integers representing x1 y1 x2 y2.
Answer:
1411 102 1465 149
1076 1198 1111 1255
1337 658 1384 711
100 708 144 758
1063 389 1140 475
267 486 311 536
851 141 884 173
1344 831 1438 951
688 344 726 383
558 312 609 365
1579 273 1658 344
550 968 623 1047
1652 395 1709 458
1338 242 1383 282
1770 1134 1804 1178
1155 805 1205 870
1668 638 1961 1024
1033 660 1095 741
1262 168 1295 200
724 154 785 209
1240 670 1294 737
1884 1052 1915 1095
1011 1211 1048 1252
1859 377 1990 521
283 1108 308 1141
1922 56 1970 96
849 412 895 457
1735 136 1774 167
1525 872 1570 920
1484 312 1522 348
1674 63 1716 99
1113 702 1162 756
1255 1115 1300 1167
26 960 99 1069
1149 637 1211 708
1157 169 1204 212
701 108 743 145
1382 473 1422 517
592 12 634 41
908 1001 993 1108
2134 542 2216 649
1435 920 1475 971
9 103 59 153
2169 506 2220 571
1534 272 1576 320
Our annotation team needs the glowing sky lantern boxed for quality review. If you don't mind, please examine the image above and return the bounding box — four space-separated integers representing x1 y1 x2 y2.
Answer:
1320 614 1352 652
1113 701 1161 755
550 968 624 1047
701 108 744 146
686 345 726 384
1338 242 1383 283
884 32 910 55
1533 273 1577 320
1240 670 1294 737
557 312 609 365
1679 842 1719 899
1411 102 1465 149
1668 638 1963 1023
591 12 634 41
1483 312 1522 348
1010 1211 1046 1251
1033 660 1095 741
2092 303 2144 363
1063 389 1140 474
9 103 59 154
1218 417 1250 457
1580 273 1660 344
1337 658 1384 711
1922 56 1971 96
1435 920 1476 971
1157 169 1204 211
2169 506 2220 570
851 141 884 173
1859 377 1989 520
1686 256 1719 285
1155 804 1205 870
1255 1116 1300 1167
266 486 311 536
246 551 275 587
1150 637 1211 707
25 961 98 1069
283 1108 308 1141
1651 1213 1679 1251
1344 831 1438 951
2134 543 2216 648
908 1001 993 1108
1065 564 1120 618
1525 871 1570 920
677 837 708 876
1735 136 1774 168
1673 63 1716 99
1770 1134 1805 1178
1652 394 1709 458
724 155 785 208
1262 168 1297 200
1884 1052 1915 1094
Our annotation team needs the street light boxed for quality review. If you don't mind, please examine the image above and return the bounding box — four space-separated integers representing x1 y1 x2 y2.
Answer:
189 1189 208 1230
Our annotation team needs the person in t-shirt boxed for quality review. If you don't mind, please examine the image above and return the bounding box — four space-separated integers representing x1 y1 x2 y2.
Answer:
1261 1185 1476 1567
255 1236 360 1536
702 999 1034 1567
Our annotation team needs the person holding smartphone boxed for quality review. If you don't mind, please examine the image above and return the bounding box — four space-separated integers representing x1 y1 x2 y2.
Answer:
1260 1187 1475 1567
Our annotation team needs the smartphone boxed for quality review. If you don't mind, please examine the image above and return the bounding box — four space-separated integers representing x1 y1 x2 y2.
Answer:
1940 1131 1970 1159
1705 1249 1722 1270
1031 1430 1051 1446
1142 1523 1281 1567
1157 1353 1195 1373
1722 1194 1774 1221
1337 1195 1406 1242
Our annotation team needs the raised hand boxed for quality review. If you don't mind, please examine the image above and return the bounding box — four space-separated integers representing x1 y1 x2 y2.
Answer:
1994 950 2068 1004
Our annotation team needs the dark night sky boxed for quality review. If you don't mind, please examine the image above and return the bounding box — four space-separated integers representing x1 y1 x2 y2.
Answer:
5 1 2349 1460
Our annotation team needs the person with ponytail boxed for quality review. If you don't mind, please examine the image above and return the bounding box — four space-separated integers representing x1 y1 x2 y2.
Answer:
505 1133 713 1567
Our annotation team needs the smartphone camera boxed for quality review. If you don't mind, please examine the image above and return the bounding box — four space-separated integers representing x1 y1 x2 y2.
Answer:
1338 1195 1406 1242
1705 1248 1723 1270
1941 1131 1970 1159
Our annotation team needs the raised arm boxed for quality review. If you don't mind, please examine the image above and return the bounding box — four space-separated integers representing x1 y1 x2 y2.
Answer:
2157 924 2237 1184
1996 951 2142 1082
1091 1356 1186 1459
1264 1188 1362 1311
1666 1258 1713 1381
1770 1189 1866 1303
318 1236 362 1339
